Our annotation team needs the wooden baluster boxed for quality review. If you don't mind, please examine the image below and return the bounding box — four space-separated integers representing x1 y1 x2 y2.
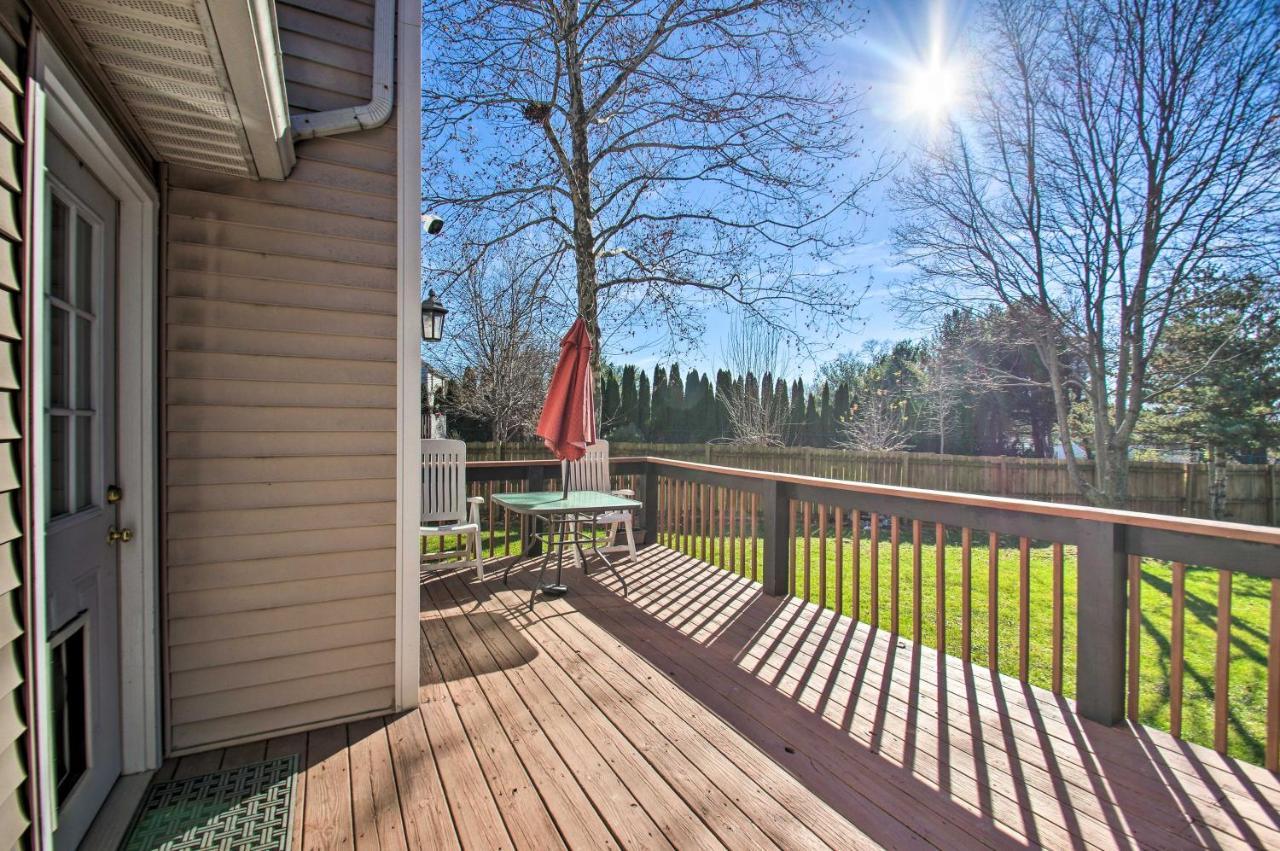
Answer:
1214 569 1232 754
1019 536 1031 682
738 490 747 577
803 502 813 602
700 484 709 563
1127 555 1141 720
851 511 861 622
988 531 999 673
729 489 739 575
935 522 946 656
834 507 844 616
961 527 972 663
1267 577 1279 771
788 500 797 595
1052 542 1065 695
1170 562 1186 739
750 493 759 583
890 516 901 635
869 513 880 625
912 519 923 644
819 504 828 610
719 487 727 570
683 480 692 553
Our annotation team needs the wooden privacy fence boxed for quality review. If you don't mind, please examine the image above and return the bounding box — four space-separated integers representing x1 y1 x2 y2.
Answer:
464 455 1280 770
466 442 1280 524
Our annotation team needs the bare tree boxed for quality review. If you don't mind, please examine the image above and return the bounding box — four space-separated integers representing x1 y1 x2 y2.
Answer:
719 313 790 445
893 0 1280 506
437 247 561 443
911 343 967 455
836 389 914 452
421 0 887 366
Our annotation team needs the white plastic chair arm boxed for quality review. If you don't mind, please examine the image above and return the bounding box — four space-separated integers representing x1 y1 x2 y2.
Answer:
467 496 484 527
610 488 635 498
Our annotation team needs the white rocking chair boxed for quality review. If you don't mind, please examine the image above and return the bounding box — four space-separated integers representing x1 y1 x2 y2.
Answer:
421 439 485 580
566 439 638 562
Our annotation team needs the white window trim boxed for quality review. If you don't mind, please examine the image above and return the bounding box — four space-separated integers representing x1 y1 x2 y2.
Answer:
394 0 424 710
26 29 161 846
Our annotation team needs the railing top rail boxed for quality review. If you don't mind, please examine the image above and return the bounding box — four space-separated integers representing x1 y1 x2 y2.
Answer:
462 454 1280 546
632 456 1280 547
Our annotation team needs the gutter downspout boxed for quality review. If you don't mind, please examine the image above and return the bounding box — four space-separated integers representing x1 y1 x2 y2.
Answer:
290 0 395 140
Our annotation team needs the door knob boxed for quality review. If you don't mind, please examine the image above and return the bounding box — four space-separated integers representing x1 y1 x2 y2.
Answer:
107 526 134 544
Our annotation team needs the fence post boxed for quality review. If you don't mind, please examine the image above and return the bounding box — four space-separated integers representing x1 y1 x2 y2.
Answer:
524 465 545 556
1075 521 1127 725
760 479 791 596
642 464 659 547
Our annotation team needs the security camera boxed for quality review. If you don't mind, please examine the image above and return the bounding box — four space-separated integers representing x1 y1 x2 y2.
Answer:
421 213 444 236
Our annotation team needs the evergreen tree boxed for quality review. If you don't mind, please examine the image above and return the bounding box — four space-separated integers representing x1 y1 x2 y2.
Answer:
804 393 820 446
637 371 651 437
761 371 774 423
602 372 621 432
789 379 806 445
700 374 714 440
684 368 701 441
620 365 638 429
651 365 668 441
832 382 851 432
819 382 833 446
715 369 734 437
667 364 685 439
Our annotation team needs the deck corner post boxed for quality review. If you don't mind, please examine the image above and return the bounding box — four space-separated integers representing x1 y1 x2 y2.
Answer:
1075 520 1127 725
642 463 660 546
761 478 791 596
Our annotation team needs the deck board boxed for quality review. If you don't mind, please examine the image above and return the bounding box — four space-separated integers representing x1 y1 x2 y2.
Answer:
167 547 1280 850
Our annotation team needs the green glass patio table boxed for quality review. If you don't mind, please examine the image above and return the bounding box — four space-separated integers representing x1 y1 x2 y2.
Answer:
491 490 641 607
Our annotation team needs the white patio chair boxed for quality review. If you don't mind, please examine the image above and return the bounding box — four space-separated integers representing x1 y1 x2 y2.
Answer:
566 439 637 562
421 439 485 580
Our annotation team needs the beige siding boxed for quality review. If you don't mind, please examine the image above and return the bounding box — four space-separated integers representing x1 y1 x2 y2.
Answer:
164 0 399 753
0 3 27 846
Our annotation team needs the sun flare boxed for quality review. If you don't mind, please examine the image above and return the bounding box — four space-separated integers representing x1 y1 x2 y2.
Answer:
902 59 963 125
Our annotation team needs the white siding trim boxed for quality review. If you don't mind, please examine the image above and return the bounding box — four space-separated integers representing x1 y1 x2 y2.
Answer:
393 0 423 710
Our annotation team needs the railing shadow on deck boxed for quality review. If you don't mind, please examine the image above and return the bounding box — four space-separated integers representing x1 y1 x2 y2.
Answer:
463 546 1277 850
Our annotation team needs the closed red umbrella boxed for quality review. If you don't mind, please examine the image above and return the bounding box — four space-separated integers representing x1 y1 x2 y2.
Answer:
536 318 597 495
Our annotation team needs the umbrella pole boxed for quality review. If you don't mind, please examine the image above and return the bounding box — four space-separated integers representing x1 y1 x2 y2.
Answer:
562 459 570 499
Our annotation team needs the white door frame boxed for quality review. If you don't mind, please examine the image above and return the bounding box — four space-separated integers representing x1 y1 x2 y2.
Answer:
25 29 161 845
394 0 424 710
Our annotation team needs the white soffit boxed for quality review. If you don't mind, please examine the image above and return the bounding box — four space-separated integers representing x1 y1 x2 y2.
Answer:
58 0 294 179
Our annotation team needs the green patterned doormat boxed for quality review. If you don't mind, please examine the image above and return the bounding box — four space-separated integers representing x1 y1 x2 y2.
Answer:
122 755 298 850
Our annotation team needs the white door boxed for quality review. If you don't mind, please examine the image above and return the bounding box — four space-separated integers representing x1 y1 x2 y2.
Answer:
42 132 122 850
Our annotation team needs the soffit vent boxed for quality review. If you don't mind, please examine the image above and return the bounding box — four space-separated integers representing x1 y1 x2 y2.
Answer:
59 0 258 177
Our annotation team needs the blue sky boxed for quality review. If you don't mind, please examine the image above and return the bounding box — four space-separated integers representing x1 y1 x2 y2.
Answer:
610 0 978 378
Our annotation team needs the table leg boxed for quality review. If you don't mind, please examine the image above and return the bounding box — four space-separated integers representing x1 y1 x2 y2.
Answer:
589 522 629 597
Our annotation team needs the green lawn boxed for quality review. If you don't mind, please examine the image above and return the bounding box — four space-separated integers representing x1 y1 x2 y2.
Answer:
427 526 1273 767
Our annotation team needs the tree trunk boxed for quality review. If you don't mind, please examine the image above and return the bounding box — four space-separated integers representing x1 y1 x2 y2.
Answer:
563 3 602 375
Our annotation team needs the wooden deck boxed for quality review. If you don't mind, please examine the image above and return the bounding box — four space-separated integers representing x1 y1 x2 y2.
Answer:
162 546 1280 849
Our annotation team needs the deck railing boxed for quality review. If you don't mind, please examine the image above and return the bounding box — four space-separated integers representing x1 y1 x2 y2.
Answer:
466 455 1280 770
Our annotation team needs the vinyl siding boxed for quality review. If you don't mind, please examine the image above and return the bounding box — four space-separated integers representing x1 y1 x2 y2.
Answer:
0 4 26 846
164 0 398 753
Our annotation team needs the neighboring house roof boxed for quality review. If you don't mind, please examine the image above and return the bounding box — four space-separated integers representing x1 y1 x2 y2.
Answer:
54 0 295 179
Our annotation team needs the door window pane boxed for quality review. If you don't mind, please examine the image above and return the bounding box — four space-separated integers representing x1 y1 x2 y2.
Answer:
47 415 68 518
48 307 68 409
75 316 91 410
49 197 68 302
50 622 88 805
75 415 91 512
74 214 93 310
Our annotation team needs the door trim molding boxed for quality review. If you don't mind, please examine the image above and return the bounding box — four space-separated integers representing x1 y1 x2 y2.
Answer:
25 28 160 847
394 0 423 710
